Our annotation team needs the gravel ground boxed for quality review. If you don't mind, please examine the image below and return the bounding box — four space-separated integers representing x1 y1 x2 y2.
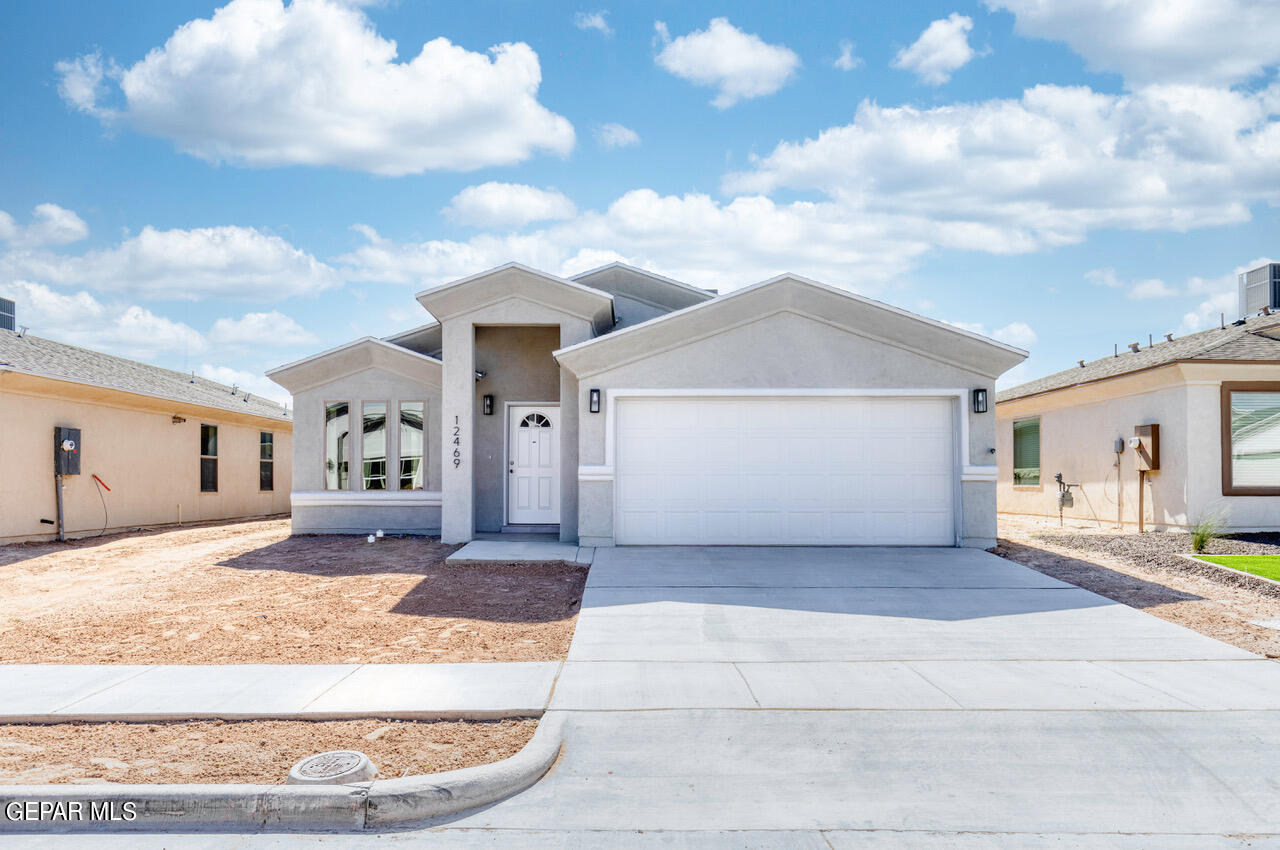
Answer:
0 519 587 664
999 515 1280 658
0 717 536 785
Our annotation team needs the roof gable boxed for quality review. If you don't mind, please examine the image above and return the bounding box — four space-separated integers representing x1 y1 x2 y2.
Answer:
555 273 1027 379
415 263 614 331
267 337 442 394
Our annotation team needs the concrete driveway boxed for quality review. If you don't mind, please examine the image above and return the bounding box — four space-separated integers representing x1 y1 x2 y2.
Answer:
23 546 1280 847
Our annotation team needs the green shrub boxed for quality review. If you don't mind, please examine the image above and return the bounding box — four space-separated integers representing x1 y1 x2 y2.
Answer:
1190 513 1227 554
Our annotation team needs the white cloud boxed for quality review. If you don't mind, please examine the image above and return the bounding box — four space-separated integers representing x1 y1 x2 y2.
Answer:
654 17 800 109
993 321 1037 349
892 13 976 85
596 122 641 149
340 190 933 295
987 0 1280 87
57 0 574 175
444 183 578 229
3 224 340 301
1085 267 1121 288
574 11 613 37
1128 278 1178 299
834 40 863 72
945 319 1036 349
198 364 290 405
725 83 1280 254
53 52 118 118
0 204 90 249
0 280 206 361
209 311 317 347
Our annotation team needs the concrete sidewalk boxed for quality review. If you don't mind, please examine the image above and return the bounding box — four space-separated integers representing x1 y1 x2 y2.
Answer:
0 662 558 720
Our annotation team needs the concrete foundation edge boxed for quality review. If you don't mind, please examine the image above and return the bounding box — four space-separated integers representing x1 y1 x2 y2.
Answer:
0 713 564 832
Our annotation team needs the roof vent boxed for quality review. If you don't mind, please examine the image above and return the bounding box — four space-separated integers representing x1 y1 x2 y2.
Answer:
1164 333 1173 342
1128 342 1141 353
1078 360 1085 368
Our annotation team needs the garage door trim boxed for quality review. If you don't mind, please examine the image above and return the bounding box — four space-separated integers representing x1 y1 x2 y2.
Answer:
595 387 980 547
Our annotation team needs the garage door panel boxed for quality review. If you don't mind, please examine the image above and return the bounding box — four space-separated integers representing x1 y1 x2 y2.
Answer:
615 396 955 546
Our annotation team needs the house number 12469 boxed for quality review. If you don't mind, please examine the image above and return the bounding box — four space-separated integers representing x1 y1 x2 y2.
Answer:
452 416 462 468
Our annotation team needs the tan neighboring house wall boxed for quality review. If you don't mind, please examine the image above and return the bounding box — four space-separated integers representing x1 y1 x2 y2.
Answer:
0 371 292 543
996 361 1280 531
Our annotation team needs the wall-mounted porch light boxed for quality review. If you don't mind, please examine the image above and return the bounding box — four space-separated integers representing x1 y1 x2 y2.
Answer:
589 388 601 414
483 394 494 415
971 388 988 414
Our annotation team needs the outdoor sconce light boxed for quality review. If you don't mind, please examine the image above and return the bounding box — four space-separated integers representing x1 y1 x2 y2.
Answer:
171 414 186 424
972 388 988 414
483 394 494 415
589 388 601 414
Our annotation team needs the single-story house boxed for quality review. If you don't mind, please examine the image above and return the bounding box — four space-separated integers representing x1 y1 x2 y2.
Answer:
268 262 1026 548
996 313 1280 531
0 327 292 543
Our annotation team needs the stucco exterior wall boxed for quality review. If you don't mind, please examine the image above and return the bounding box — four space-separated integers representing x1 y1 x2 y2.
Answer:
289 365 441 535
996 362 1280 531
571 311 998 547
0 377 291 543
472 326 561 531
996 373 1188 529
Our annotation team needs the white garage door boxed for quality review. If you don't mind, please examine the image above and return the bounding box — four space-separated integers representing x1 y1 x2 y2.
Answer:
614 396 956 545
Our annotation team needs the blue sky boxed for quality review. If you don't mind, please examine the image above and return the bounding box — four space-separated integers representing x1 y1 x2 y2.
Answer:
2 0 1278 402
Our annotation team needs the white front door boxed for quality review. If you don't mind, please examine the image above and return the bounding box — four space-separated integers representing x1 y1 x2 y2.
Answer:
508 405 560 525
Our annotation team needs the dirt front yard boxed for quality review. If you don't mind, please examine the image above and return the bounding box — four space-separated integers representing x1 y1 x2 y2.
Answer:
0 520 587 664
0 717 536 785
999 514 1280 658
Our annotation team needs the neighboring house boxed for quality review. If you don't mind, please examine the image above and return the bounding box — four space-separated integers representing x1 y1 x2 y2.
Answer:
996 314 1280 531
269 262 1025 548
0 328 292 543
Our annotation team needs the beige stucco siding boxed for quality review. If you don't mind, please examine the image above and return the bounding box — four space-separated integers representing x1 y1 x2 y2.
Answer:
0 376 291 543
572 310 998 547
997 361 1280 531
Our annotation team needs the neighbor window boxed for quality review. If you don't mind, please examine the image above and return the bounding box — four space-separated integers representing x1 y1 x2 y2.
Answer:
259 432 274 492
200 424 218 493
324 402 349 490
399 401 425 490
1012 418 1040 486
362 402 388 490
1223 383 1280 494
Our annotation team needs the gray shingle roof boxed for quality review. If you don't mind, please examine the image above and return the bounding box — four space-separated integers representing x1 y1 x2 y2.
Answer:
997 314 1280 403
0 329 290 421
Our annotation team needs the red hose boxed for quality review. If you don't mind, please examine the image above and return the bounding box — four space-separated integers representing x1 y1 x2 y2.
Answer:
92 474 111 492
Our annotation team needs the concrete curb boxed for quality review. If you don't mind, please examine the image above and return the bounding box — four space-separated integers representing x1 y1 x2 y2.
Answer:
1177 553 1280 588
0 713 564 832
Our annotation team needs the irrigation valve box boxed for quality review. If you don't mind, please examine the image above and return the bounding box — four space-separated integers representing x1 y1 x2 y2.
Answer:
54 426 81 476
1132 424 1159 471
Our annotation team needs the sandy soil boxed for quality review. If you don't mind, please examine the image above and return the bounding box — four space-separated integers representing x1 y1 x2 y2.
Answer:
998 515 1280 658
0 520 587 664
0 718 536 785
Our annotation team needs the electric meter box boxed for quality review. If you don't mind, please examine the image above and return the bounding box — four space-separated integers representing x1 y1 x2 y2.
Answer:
54 426 81 476
1133 423 1159 471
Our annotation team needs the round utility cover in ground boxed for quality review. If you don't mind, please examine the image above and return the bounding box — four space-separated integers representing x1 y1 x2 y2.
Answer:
287 750 377 785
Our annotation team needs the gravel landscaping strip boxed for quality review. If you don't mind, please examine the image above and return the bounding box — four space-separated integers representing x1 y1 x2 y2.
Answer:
0 519 588 665
0 717 536 785
998 515 1280 658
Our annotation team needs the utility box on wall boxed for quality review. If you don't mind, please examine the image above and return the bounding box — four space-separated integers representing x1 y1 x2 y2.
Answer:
54 426 81 476
1133 423 1159 471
